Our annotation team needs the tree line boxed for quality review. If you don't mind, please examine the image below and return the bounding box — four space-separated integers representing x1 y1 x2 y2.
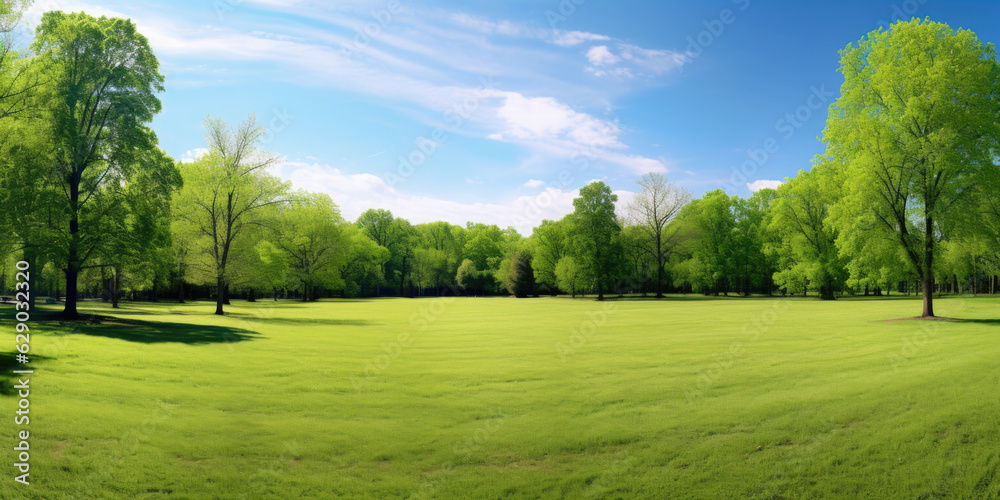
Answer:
1 10 998 318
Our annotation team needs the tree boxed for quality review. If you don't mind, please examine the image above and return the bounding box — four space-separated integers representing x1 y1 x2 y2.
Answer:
570 181 622 300
456 258 483 294
0 0 43 120
271 192 346 301
825 18 1000 317
340 225 389 298
625 173 691 298
33 11 171 318
506 250 535 298
172 116 289 315
555 256 588 298
530 218 569 294
675 189 736 295
356 208 395 247
768 162 848 299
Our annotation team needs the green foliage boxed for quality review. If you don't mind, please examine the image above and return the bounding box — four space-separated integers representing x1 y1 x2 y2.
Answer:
529 217 570 294
271 191 347 300
555 255 590 297
171 116 290 314
340 225 390 297
31 10 171 316
505 250 535 298
570 181 623 300
825 18 1000 315
768 161 848 299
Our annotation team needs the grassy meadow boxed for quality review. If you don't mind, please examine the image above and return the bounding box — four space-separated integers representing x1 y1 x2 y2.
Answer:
2 295 999 498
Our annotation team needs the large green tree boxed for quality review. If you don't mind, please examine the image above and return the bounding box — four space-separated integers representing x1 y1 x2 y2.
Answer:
33 11 172 318
172 116 289 315
570 181 622 300
825 18 1000 317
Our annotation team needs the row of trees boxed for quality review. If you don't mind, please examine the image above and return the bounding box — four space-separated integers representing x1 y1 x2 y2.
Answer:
1 12 998 318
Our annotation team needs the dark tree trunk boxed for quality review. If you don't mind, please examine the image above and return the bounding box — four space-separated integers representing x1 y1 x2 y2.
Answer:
215 277 225 315
921 276 934 318
223 284 231 305
921 214 935 318
111 268 120 308
62 169 82 320
178 280 185 303
248 288 256 302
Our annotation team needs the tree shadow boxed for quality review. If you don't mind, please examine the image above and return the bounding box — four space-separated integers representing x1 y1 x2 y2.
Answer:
961 319 1000 326
0 352 53 397
70 317 263 345
224 315 377 327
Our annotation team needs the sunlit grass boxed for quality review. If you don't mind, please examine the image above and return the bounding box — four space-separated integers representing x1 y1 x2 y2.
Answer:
2 295 998 498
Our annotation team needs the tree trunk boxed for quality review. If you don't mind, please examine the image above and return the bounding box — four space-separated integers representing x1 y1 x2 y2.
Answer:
920 213 935 317
921 276 934 318
62 169 82 320
111 268 120 308
215 277 225 315
655 248 664 299
223 284 231 305
248 288 256 302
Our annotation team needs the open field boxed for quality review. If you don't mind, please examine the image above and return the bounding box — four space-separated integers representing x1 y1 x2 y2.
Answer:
2 296 999 498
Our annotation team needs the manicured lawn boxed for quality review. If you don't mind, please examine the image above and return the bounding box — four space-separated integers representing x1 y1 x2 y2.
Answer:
2 295 999 498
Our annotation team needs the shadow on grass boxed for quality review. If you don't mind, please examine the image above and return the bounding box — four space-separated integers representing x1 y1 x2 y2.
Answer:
0 351 53 396
226 315 378 327
961 319 1000 326
70 317 262 345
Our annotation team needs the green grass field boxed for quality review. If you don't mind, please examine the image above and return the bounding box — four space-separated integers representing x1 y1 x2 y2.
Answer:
2 295 999 499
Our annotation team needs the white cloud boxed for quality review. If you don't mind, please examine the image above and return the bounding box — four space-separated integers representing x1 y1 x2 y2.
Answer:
179 148 209 163
448 13 540 38
523 179 544 188
584 43 688 79
586 45 619 66
747 179 783 192
493 92 622 148
487 91 668 174
280 161 580 235
551 30 611 47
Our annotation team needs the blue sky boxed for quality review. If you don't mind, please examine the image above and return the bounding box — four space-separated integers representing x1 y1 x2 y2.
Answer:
19 0 1000 234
